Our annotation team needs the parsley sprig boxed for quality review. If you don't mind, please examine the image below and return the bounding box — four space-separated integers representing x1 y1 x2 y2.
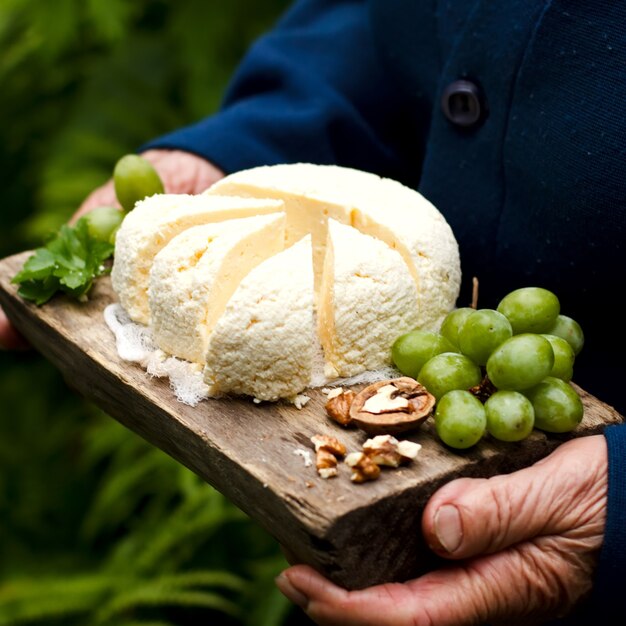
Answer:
12 217 114 305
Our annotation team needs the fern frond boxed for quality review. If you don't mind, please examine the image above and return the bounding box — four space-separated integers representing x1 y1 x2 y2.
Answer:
151 570 245 592
96 588 241 624
0 574 119 625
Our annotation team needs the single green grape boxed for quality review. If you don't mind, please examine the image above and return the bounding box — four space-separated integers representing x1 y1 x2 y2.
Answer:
417 352 482 400
485 390 535 442
83 206 125 244
113 154 164 213
541 334 575 381
458 309 512 366
486 334 554 390
546 314 584 355
435 390 487 449
525 377 584 433
391 330 457 379
497 287 560 334
440 307 474 348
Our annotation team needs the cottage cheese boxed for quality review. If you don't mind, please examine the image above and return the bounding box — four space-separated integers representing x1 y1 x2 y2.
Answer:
148 213 285 364
112 193 283 324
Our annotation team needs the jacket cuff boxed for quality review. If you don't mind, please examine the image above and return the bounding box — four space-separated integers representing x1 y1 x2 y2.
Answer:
594 424 626 603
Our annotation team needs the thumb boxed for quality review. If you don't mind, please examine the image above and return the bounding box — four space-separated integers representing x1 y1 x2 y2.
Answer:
422 435 607 559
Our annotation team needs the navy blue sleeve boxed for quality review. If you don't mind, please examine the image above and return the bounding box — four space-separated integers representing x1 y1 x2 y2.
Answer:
142 0 421 183
593 425 626 606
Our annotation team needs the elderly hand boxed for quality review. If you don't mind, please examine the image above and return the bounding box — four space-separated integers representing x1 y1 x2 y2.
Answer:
276 434 607 626
0 148 224 350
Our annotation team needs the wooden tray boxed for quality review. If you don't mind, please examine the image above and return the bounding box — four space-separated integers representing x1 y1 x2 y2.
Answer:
0 251 622 590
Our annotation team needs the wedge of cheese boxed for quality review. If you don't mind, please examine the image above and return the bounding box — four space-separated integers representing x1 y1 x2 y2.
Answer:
207 163 460 329
319 220 420 378
204 237 315 402
148 213 286 364
111 193 284 324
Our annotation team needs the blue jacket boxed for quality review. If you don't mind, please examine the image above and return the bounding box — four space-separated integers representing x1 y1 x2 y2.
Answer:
145 0 626 619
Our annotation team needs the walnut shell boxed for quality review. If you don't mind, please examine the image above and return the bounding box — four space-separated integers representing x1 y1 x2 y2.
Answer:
349 377 435 435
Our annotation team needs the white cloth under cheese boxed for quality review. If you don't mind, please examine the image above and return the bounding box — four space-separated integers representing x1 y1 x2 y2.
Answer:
204 236 315 402
148 213 285 364
318 220 420 378
111 193 284 324
208 163 460 330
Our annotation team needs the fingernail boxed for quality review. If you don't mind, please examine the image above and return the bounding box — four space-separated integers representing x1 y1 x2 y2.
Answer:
434 504 463 553
275 573 309 609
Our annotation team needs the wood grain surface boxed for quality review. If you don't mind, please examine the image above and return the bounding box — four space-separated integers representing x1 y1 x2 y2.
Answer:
0 251 622 590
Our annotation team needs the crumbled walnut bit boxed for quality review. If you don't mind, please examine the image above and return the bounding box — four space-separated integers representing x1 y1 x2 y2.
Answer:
315 448 339 479
362 434 422 467
325 389 356 427
397 440 422 461
345 452 381 483
326 387 344 399
363 434 404 467
310 434 347 457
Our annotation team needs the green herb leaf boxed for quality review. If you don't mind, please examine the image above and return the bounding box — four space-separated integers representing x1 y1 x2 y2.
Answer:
12 216 115 305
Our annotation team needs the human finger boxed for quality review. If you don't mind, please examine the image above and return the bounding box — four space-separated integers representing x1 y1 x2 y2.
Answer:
0 306 30 350
422 434 607 560
70 179 118 222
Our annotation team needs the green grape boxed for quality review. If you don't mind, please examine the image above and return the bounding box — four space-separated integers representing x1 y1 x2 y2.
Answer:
541 334 575 382
435 390 487 449
113 154 164 212
546 314 584 355
83 206 125 244
486 334 554 390
525 377 584 433
485 390 535 442
458 309 512 366
497 287 560 334
391 330 457 379
440 307 474 348
418 352 481 400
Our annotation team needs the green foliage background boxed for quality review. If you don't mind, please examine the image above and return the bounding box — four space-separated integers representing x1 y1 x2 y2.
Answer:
0 1 314 624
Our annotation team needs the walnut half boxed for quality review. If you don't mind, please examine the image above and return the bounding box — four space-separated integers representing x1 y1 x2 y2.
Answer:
324 388 356 426
349 378 435 435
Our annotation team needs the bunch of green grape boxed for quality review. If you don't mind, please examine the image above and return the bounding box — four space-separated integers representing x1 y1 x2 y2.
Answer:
392 287 585 449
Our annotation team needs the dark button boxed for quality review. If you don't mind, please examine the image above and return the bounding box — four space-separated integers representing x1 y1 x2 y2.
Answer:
441 80 485 128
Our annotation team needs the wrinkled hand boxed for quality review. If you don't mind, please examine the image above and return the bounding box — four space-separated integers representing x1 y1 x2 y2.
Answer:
0 148 224 350
276 435 607 626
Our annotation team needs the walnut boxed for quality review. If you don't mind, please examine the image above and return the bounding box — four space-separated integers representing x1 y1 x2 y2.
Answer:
315 448 339 479
362 434 422 467
310 434 347 457
325 389 356 426
345 452 381 483
349 378 435 435
311 434 346 479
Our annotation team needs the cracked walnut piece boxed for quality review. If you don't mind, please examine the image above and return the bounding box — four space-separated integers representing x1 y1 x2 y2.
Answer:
311 434 346 479
363 435 422 467
345 452 381 483
324 389 356 426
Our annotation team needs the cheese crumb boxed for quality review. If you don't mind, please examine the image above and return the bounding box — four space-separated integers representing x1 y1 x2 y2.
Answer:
293 394 311 409
293 448 313 467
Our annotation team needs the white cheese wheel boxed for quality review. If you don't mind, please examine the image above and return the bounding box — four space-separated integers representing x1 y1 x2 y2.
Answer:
148 213 285 364
111 193 283 324
111 164 461 401
318 220 420 378
204 237 315 402
208 163 460 329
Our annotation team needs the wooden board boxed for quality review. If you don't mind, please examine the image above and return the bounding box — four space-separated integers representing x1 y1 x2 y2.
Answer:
0 251 622 590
